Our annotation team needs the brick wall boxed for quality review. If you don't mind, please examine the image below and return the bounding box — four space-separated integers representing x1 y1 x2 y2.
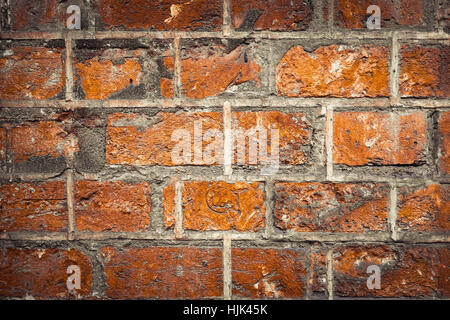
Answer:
0 0 448 300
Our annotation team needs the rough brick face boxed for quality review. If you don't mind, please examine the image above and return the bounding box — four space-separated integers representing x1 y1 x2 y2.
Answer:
163 181 176 229
97 0 222 31
179 40 261 99
438 112 450 175
106 112 223 166
276 45 389 97
182 181 265 231
231 0 313 31
333 0 425 29
101 247 223 299
0 248 92 299
232 111 312 165
0 181 67 232
0 128 6 164
74 181 151 232
400 45 450 98
0 46 65 100
274 182 389 232
334 246 449 297
232 248 307 299
397 184 449 232
8 0 64 31
333 112 427 166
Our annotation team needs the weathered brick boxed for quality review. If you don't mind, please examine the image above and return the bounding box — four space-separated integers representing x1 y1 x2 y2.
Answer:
0 46 65 100
101 246 222 299
179 40 261 99
96 0 222 31
232 248 307 299
106 112 223 166
163 181 176 229
0 128 6 164
231 0 312 31
74 181 151 232
274 182 388 232
334 246 449 297
276 45 389 97
182 181 265 231
232 111 312 165
333 0 425 29
397 184 449 232
333 112 427 166
0 181 67 232
400 45 450 97
439 0 450 33
438 112 450 175
310 247 328 298
73 42 173 99
8 0 64 31
0 248 92 299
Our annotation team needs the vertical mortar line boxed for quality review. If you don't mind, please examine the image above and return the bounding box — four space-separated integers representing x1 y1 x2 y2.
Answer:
268 44 276 95
223 0 232 36
326 248 334 300
264 179 274 239
390 32 400 105
223 233 232 300
65 33 74 101
223 101 233 176
174 37 181 98
66 169 75 241
326 105 334 180
328 0 334 38
174 180 183 238
389 183 398 241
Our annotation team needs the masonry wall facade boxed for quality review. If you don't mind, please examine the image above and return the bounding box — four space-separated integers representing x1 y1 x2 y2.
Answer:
0 0 449 299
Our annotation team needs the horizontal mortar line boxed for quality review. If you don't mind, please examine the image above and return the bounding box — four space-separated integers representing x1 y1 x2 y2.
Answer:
0 232 68 241
1 31 448 40
73 232 177 240
1 98 449 109
395 233 450 243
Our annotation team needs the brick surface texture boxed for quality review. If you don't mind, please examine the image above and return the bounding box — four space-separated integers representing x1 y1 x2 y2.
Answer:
0 0 448 301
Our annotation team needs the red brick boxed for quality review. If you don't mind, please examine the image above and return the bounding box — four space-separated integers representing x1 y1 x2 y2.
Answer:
400 45 450 98
439 112 450 175
334 0 425 29
0 248 92 299
397 184 449 232
232 248 307 299
182 181 265 231
74 181 151 232
8 121 77 164
0 47 65 100
334 246 449 297
179 41 261 99
97 0 222 31
0 181 67 232
106 112 223 166
0 128 6 163
101 246 222 299
231 0 312 31
276 45 389 97
8 0 65 31
163 181 176 229
274 182 388 232
232 111 312 165
333 112 427 166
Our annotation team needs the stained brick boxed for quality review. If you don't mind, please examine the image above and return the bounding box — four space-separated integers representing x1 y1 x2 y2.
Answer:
0 128 6 164
438 112 450 175
101 246 223 299
274 182 389 232
276 45 389 98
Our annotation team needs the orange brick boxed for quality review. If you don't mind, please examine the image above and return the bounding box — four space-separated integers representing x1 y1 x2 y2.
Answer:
0 46 65 100
0 248 92 299
397 184 449 232
231 0 312 31
74 181 151 232
163 181 176 229
0 128 6 163
0 181 67 232
438 112 450 175
97 0 222 31
181 181 265 231
274 182 388 232
232 248 307 299
8 0 65 31
276 45 389 97
232 111 312 165
400 45 450 98
333 112 426 166
106 112 223 166
334 246 449 297
101 247 222 299
179 42 261 99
